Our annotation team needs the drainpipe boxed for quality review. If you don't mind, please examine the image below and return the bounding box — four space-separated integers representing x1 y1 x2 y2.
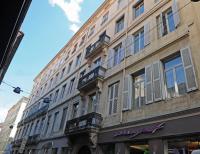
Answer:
120 0 130 123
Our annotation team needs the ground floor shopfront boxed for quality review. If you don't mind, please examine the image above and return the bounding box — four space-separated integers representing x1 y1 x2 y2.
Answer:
98 108 200 154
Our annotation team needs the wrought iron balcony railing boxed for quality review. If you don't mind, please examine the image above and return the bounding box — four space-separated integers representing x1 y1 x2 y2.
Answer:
77 66 106 91
27 134 40 145
85 35 110 59
65 112 103 135
18 104 49 126
12 139 22 147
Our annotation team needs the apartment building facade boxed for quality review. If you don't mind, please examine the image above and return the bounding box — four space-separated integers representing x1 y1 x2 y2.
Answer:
12 0 200 153
0 97 28 154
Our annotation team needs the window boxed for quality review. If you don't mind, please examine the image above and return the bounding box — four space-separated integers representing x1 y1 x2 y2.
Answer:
163 54 187 98
79 35 86 47
115 16 124 33
108 82 119 115
52 148 58 154
93 57 102 68
133 70 145 109
60 108 68 130
49 78 53 88
60 67 65 79
157 8 175 37
101 12 109 25
52 112 59 132
49 93 53 102
43 83 47 94
54 73 59 85
29 123 34 135
68 78 75 94
133 1 144 19
61 147 68 154
113 43 123 66
44 115 51 135
34 120 39 134
88 25 95 37
53 89 59 103
60 84 66 99
118 0 123 8
75 54 81 67
67 61 73 73
88 93 97 113
133 28 144 54
39 117 45 132
72 103 79 118
72 43 78 53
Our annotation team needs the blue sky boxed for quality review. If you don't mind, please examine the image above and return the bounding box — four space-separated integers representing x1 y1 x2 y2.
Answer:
0 0 104 122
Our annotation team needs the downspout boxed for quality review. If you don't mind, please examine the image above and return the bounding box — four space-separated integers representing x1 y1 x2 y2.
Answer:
120 0 130 123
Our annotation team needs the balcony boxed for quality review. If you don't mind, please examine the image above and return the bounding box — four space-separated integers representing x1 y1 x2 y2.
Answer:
77 66 106 92
65 112 103 136
12 139 22 147
85 35 110 59
18 105 49 126
27 134 40 145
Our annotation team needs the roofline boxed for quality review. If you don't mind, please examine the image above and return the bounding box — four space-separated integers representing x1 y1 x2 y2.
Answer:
34 0 111 81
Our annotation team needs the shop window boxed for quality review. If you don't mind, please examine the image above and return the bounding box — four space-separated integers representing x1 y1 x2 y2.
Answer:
108 82 119 115
61 147 68 154
163 54 187 98
132 70 145 109
130 142 149 154
168 138 200 154
52 148 58 154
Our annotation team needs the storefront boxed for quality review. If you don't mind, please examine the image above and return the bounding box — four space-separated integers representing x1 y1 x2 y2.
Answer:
98 108 200 154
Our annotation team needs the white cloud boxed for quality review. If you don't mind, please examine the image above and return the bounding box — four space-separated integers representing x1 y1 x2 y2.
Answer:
69 24 80 33
49 0 84 33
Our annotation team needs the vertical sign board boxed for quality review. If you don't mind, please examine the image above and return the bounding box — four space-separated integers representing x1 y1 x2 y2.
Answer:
19 137 28 154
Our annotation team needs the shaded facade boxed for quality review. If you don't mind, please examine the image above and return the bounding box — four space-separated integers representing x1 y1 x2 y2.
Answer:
0 0 32 84
13 0 200 154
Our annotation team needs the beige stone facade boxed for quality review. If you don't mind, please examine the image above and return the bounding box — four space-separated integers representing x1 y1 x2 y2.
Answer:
13 0 200 154
0 97 28 154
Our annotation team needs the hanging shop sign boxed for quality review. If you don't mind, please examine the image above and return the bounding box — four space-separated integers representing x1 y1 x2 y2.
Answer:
113 123 165 139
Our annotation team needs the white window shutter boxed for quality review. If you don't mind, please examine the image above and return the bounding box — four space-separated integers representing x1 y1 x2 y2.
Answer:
180 47 198 92
120 40 125 61
172 0 180 28
144 22 150 46
160 13 165 36
145 64 153 104
123 75 132 110
107 49 114 69
152 61 163 101
125 36 133 57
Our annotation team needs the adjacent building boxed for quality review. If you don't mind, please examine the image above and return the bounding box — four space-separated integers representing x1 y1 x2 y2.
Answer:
13 0 200 154
0 97 28 154
0 0 32 84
